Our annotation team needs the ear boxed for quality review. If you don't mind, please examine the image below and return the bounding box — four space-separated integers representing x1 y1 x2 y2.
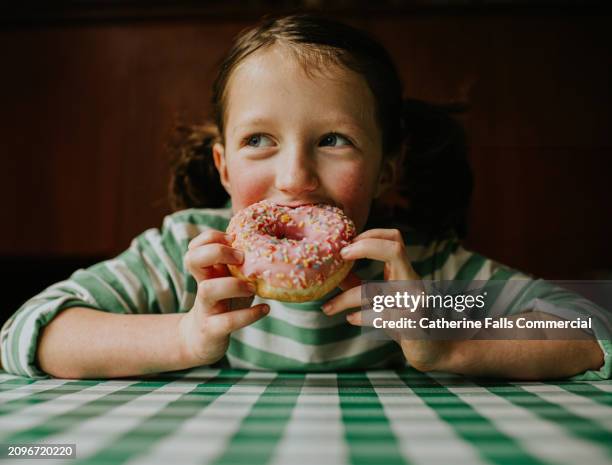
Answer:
212 142 231 194
374 155 400 199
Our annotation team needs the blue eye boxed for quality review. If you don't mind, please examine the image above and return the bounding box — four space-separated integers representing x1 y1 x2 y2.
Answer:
320 133 352 147
245 134 273 148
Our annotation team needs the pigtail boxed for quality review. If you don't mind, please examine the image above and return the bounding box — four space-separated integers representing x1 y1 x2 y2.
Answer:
167 122 228 211
380 99 474 239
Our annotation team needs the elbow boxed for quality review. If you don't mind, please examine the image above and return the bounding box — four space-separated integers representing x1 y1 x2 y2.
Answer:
584 339 605 372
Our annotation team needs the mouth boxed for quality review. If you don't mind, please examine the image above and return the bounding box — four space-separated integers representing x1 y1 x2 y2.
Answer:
277 201 318 208
267 199 343 210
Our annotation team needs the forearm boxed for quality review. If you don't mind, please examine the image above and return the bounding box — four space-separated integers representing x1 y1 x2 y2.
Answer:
439 338 604 380
435 312 605 380
37 307 199 379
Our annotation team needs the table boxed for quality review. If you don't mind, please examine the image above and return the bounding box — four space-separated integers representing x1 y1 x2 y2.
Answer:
0 368 610 465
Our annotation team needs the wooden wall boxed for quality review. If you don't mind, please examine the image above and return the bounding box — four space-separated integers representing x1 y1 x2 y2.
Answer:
1 10 611 280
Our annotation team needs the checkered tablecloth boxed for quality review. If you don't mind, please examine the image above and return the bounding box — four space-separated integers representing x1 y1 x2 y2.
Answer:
0 368 610 465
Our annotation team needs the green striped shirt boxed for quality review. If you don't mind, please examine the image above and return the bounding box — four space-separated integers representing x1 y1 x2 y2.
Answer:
1 207 610 379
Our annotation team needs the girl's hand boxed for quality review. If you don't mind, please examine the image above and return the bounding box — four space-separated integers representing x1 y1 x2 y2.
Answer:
322 228 455 372
178 229 270 366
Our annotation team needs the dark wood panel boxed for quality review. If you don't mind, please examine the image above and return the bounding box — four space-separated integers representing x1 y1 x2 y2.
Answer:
1 22 248 255
3 2 607 26
370 15 612 147
464 148 612 278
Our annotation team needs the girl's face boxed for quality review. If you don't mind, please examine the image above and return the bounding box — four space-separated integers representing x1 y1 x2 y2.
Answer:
213 45 395 232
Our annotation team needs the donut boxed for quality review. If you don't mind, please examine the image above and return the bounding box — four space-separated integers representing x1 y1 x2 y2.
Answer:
226 200 356 302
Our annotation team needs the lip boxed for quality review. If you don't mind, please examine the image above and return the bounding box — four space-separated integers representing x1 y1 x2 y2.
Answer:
276 201 319 208
269 198 343 209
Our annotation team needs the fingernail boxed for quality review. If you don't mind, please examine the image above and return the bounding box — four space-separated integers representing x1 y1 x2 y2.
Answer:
224 234 234 243
340 246 352 258
261 304 270 314
233 249 244 262
322 303 331 314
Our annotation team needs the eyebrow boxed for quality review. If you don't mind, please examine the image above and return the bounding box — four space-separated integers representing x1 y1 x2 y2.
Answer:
231 115 369 138
316 116 374 143
231 117 276 137
329 119 369 136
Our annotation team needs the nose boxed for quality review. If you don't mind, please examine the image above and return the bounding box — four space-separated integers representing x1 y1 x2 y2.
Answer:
275 145 320 196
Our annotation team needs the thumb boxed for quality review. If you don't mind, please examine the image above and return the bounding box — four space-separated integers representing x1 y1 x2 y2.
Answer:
208 303 270 335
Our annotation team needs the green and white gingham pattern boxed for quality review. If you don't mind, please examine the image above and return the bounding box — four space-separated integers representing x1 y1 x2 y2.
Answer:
0 368 611 465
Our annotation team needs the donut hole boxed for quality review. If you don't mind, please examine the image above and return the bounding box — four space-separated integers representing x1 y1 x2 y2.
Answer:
262 223 306 242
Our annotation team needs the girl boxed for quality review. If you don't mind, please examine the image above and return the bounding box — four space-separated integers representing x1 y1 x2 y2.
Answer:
1 14 608 380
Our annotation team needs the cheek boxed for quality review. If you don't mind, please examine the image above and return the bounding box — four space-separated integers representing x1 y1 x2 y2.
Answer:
226 160 271 211
335 171 374 203
324 163 378 231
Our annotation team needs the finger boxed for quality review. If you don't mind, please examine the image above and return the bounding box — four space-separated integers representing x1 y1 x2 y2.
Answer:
346 309 365 326
194 264 232 282
188 229 233 250
322 285 362 316
352 228 404 243
197 277 255 313
340 238 417 280
338 271 362 291
346 308 386 326
208 303 270 335
184 243 244 282
346 309 412 344
341 238 405 262
208 264 232 279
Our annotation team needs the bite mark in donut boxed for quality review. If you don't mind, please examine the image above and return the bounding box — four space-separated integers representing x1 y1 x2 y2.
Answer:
226 200 356 302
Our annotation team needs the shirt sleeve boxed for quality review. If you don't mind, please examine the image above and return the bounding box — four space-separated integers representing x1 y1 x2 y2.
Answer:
434 240 612 380
0 212 204 378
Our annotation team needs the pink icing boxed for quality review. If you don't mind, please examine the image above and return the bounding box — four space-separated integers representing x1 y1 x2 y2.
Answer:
227 200 356 290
